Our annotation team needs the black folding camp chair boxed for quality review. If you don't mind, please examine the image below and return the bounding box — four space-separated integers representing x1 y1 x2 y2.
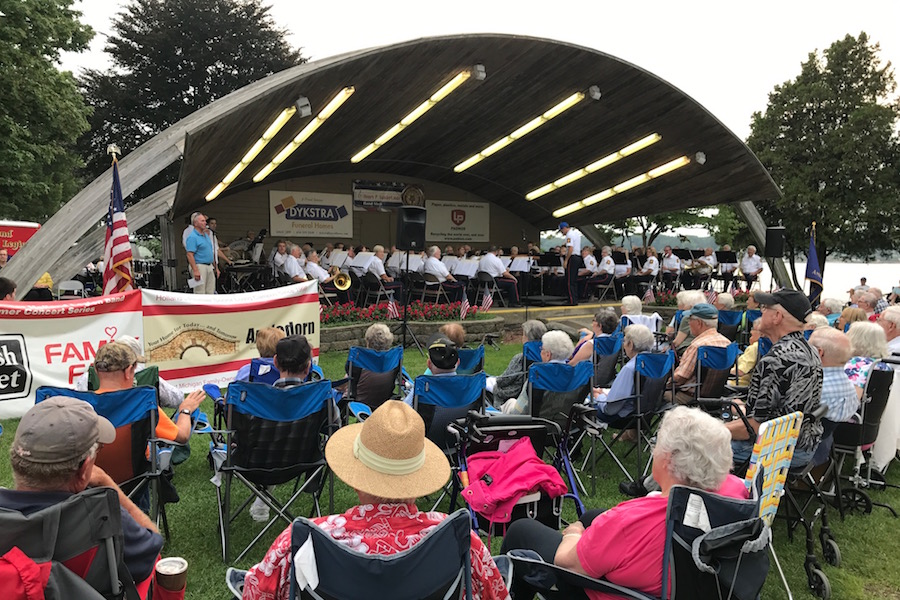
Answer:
289 509 475 600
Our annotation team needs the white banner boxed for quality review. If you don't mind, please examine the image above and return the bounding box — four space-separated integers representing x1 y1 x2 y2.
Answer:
270 190 353 238
425 200 490 242
141 282 320 392
0 291 144 418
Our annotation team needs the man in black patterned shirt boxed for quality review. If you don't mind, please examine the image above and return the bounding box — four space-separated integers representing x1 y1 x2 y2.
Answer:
727 289 823 467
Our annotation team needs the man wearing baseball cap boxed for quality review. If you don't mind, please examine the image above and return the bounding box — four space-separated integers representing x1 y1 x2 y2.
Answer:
403 336 460 405
669 303 731 404
726 289 823 467
0 397 164 584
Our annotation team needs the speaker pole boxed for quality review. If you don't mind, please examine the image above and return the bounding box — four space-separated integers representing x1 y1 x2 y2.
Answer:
400 249 424 356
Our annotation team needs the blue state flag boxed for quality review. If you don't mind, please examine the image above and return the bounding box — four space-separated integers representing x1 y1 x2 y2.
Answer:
805 225 823 306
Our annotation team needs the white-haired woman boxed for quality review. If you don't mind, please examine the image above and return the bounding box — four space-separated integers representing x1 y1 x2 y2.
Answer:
845 321 892 399
667 290 705 353
592 324 654 420
500 407 747 598
501 330 574 417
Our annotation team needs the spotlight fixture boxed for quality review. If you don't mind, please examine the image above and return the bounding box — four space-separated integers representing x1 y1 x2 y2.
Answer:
351 67 481 163
205 104 299 201
253 87 356 183
551 155 691 218
525 133 662 200
454 91 587 173
695 151 707 165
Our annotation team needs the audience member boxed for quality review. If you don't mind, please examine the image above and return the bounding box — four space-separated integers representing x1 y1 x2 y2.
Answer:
878 306 900 354
733 319 762 386
809 328 858 423
714 292 735 311
805 313 830 330
570 309 619 365
403 336 460 405
501 330 574 417
837 307 867 332
488 320 547 402
667 290 706 353
670 303 731 404
234 327 286 382
817 298 844 326
844 321 891 398
439 322 467 348
1 398 163 587
591 324 654 420
501 407 745 600
0 276 16 300
857 291 877 319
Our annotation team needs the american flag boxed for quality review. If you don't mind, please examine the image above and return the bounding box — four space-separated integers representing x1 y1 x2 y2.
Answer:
460 297 470 320
481 290 493 312
387 299 400 319
642 285 655 304
102 158 134 295
705 289 719 304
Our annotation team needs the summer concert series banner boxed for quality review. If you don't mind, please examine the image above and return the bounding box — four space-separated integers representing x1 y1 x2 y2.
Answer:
0 290 144 418
141 281 319 392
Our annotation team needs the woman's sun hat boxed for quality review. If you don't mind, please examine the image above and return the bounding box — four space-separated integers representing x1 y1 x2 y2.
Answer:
325 400 451 499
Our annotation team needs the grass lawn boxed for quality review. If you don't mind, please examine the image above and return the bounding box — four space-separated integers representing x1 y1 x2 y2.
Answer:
2 341 900 599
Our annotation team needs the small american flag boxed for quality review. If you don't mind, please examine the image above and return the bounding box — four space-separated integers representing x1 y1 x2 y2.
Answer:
102 157 134 295
387 299 400 319
319 303 324 319
481 290 493 312
729 280 737 294
642 286 655 304
705 289 719 304
460 297 470 319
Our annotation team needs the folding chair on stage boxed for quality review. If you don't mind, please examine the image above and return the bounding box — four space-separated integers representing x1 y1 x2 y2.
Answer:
423 272 452 305
475 271 508 307
0 487 142 599
289 509 475 600
345 345 403 420
215 379 336 563
35 385 172 538
503 475 770 600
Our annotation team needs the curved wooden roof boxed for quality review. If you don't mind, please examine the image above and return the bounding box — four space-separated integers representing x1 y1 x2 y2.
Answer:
175 34 779 228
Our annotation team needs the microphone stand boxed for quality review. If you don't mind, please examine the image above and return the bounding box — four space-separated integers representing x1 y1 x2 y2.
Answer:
399 249 424 356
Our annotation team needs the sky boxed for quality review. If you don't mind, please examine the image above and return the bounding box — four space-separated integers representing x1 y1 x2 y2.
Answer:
60 0 900 142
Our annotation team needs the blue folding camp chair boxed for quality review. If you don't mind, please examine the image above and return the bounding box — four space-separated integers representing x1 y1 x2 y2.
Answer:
457 345 486 375
689 343 740 403
249 358 280 384
413 372 487 455
742 309 762 346
523 339 543 371
216 379 336 563
288 509 475 600
591 334 623 389
35 385 171 537
345 345 403 420
716 310 744 342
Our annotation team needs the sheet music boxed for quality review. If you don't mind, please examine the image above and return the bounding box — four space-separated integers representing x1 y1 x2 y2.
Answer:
442 256 459 270
400 254 424 272
329 251 348 269
349 251 376 271
452 258 479 277
510 257 532 272
500 257 512 269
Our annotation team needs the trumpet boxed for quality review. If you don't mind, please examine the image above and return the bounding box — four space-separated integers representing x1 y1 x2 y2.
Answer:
330 266 352 291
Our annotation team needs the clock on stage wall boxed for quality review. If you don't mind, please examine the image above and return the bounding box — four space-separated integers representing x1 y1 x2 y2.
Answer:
401 184 425 207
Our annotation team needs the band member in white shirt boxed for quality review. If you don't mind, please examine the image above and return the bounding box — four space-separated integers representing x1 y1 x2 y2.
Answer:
478 246 521 307
283 245 308 283
740 245 764 290
559 222 583 305
584 246 616 300
630 247 659 295
305 249 349 303
423 246 466 302
368 244 403 300
270 240 289 275
660 246 682 291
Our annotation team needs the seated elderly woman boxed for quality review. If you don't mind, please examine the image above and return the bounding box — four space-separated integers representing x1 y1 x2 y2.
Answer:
837 307 867 332
733 318 762 387
344 323 399 410
501 330 575 417
242 401 509 600
488 319 547 401
620 294 663 334
569 309 620 366
714 292 735 312
500 406 747 599
845 321 892 399
591 324 654 420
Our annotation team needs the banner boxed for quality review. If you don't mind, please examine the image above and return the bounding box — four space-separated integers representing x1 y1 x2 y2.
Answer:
0 220 41 256
352 180 424 211
425 200 490 242
270 190 353 238
141 282 319 392
0 290 143 418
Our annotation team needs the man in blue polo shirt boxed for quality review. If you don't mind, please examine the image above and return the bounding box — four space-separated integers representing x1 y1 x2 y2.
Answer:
185 212 216 294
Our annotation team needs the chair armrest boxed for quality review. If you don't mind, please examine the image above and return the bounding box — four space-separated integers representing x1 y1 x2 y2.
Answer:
348 402 372 421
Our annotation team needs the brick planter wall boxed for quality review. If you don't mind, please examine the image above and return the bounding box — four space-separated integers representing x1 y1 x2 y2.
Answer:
319 317 506 352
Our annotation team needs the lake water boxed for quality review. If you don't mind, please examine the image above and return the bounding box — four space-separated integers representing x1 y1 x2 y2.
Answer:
750 260 899 300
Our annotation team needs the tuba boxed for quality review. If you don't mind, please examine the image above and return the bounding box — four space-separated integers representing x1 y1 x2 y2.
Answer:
330 266 352 291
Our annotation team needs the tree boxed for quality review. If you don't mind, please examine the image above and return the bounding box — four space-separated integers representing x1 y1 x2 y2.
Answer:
0 0 93 221
78 0 304 185
621 209 706 249
747 33 900 283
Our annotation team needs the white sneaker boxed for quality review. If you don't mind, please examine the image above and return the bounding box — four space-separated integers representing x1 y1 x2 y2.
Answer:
249 498 270 522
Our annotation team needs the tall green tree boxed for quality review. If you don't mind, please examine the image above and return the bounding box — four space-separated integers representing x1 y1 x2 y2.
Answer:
0 0 93 221
747 32 900 281
78 0 304 185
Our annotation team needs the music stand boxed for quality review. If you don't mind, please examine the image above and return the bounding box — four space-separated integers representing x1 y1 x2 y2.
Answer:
672 249 692 261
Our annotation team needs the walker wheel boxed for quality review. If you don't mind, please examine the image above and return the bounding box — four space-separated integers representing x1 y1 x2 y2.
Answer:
822 538 841 567
809 568 831 600
841 488 873 514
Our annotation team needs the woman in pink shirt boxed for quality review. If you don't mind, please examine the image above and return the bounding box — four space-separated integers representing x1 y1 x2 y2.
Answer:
501 407 746 599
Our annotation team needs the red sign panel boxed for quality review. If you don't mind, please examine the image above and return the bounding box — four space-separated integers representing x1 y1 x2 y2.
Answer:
451 210 466 226
0 221 41 256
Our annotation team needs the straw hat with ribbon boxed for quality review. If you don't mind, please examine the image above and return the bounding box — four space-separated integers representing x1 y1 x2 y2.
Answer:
325 401 450 499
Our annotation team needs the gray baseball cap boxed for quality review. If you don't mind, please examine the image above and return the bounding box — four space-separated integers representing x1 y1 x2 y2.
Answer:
12 397 116 464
